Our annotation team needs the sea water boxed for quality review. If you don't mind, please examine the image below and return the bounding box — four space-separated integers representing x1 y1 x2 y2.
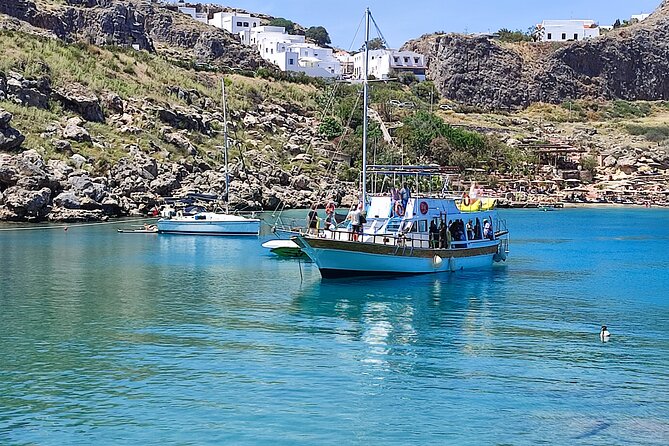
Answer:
0 208 668 445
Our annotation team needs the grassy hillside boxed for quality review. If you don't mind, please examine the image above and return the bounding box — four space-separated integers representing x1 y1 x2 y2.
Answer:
0 29 322 169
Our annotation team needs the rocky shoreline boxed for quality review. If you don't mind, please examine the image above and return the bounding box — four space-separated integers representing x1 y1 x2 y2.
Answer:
0 141 356 222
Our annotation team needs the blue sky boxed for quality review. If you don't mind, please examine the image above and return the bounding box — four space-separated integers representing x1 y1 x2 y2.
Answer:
214 0 662 49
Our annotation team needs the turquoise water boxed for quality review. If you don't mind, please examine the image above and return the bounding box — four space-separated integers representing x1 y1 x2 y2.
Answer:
1 209 668 445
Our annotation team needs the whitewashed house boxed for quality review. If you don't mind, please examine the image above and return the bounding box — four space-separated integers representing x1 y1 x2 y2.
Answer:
538 20 600 42
178 7 208 24
246 26 341 78
209 11 261 36
352 49 426 81
335 51 355 78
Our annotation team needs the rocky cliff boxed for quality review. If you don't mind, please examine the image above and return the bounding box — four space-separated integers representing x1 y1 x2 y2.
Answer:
0 0 266 69
403 0 669 109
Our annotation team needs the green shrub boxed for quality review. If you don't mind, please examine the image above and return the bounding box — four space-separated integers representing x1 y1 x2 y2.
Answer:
626 123 669 141
318 116 343 140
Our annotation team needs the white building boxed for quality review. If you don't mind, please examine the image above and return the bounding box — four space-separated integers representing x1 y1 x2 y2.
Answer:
209 11 261 35
631 13 651 22
335 51 355 78
352 49 427 81
245 26 341 78
538 20 600 42
178 7 208 24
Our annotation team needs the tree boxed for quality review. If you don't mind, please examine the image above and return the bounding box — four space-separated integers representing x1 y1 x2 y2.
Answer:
269 18 298 35
397 71 418 86
362 37 386 51
613 19 622 29
497 28 532 43
305 26 331 46
528 25 543 42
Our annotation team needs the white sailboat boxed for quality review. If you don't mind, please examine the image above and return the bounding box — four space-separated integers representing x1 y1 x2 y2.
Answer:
293 8 510 278
157 79 261 236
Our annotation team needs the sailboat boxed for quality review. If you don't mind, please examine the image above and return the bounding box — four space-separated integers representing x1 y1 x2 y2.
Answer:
157 79 261 236
292 8 510 277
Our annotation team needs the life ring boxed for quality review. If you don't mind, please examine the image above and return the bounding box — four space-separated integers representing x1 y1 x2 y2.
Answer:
394 202 405 217
325 202 335 215
419 201 429 215
463 194 471 206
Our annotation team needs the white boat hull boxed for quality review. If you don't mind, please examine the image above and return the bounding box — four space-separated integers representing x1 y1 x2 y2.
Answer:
157 213 260 235
294 236 501 278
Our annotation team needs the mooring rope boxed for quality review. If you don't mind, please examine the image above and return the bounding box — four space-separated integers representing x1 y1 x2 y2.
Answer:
0 217 156 232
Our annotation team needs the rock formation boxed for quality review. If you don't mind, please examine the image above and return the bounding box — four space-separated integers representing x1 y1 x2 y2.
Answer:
403 0 669 109
0 0 267 69
0 109 25 151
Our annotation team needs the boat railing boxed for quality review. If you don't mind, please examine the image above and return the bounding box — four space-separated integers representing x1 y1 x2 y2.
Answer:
317 228 490 251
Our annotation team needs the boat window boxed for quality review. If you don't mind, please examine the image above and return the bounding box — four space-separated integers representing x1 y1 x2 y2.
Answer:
418 220 428 233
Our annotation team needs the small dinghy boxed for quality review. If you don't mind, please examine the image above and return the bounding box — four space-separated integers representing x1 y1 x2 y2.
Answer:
262 239 305 258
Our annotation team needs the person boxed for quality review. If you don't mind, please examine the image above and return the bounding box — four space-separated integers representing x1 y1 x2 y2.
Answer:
345 205 356 240
455 220 466 241
446 222 452 249
429 220 439 248
387 187 398 217
466 220 474 240
307 204 319 235
400 182 411 212
474 218 482 240
483 218 493 240
438 219 447 249
350 203 362 241
600 325 611 342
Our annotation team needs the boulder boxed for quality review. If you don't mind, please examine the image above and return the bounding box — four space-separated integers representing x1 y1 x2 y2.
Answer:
53 83 104 122
53 191 81 209
63 117 92 142
0 108 25 150
2 186 51 219
53 139 72 153
164 131 196 155
102 92 124 115
70 154 88 168
150 175 179 196
5 72 50 109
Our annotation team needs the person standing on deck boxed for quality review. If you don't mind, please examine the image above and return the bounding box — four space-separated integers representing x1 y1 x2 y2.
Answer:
438 220 447 249
483 219 493 240
400 183 411 214
350 203 362 241
389 187 400 217
429 220 439 248
307 204 319 235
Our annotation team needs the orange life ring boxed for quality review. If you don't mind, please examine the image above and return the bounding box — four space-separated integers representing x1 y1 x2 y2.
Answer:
395 202 405 217
325 202 335 214
463 194 471 206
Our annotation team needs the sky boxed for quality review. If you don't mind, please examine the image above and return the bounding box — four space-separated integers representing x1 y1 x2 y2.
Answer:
213 0 662 49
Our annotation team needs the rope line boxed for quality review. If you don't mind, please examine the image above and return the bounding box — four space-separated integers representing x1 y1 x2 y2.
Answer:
0 217 156 232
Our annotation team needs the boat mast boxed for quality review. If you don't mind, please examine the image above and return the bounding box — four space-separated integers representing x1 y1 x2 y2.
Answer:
361 7 370 210
221 78 230 214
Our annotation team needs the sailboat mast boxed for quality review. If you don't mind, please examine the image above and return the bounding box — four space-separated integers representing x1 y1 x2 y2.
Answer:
221 78 230 214
361 7 370 209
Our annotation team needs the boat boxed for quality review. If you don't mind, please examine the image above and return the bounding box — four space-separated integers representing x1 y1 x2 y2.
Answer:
156 79 260 236
262 239 306 258
292 9 510 278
